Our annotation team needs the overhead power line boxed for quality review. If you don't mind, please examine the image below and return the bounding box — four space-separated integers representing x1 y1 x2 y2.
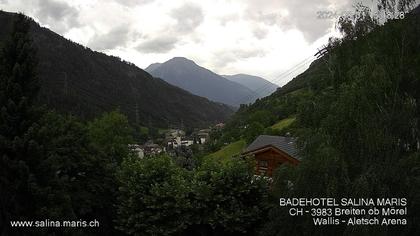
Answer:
233 55 316 105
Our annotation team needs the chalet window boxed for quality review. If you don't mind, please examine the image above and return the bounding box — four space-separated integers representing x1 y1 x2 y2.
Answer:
258 160 268 175
259 160 268 167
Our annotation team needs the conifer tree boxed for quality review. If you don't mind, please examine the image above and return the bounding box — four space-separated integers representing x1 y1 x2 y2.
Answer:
0 13 40 233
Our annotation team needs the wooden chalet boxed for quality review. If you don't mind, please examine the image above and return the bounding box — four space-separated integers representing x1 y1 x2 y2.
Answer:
242 135 300 177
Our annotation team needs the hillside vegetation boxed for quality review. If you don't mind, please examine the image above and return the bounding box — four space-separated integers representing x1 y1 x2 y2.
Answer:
0 14 266 236
210 5 420 235
2 2 420 235
0 11 233 129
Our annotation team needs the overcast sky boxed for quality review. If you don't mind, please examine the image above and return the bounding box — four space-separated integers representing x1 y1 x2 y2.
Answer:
0 0 390 85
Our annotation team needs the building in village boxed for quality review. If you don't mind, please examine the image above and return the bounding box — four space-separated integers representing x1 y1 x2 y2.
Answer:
242 135 300 177
142 143 165 155
128 144 144 158
167 136 195 148
165 128 210 148
214 123 225 129
129 142 165 158
196 129 210 144
165 129 192 148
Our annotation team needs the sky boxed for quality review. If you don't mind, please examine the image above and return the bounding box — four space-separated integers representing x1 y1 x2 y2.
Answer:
0 0 393 86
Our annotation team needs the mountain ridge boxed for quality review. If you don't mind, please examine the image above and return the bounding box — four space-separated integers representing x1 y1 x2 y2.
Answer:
144 62 162 73
0 11 233 128
146 57 259 106
223 74 278 98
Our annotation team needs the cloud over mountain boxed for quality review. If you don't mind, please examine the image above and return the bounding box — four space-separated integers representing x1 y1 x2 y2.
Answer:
0 0 384 85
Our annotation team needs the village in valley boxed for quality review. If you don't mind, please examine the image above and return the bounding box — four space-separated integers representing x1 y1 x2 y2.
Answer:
128 120 302 178
129 123 225 159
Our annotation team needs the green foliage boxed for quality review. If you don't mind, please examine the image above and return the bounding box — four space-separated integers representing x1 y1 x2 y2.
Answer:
249 110 276 127
88 110 134 164
2 3 420 236
213 86 315 147
0 13 41 234
0 15 132 234
33 112 123 235
132 124 149 143
337 3 379 41
261 8 420 236
244 122 265 144
116 155 269 235
190 157 269 235
116 155 192 235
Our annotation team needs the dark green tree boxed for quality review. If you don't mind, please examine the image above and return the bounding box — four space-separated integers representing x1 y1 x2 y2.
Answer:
87 110 134 165
34 112 124 235
187 157 269 235
0 13 41 234
261 6 420 235
244 122 264 144
116 155 269 236
116 155 193 235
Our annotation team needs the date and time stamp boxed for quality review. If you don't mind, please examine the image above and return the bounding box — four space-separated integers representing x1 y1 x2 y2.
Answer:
316 10 407 20
280 198 408 226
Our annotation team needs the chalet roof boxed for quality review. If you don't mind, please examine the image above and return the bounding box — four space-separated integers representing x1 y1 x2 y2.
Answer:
244 135 299 159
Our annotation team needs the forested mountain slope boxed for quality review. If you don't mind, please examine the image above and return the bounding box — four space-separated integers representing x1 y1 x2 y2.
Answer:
0 11 233 128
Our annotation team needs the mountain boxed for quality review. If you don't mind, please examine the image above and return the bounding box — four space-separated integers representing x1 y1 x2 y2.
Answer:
144 63 162 73
0 11 233 128
223 74 278 98
146 57 258 107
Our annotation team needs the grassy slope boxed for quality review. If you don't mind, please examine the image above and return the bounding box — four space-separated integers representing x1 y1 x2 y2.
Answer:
206 140 246 162
271 117 296 131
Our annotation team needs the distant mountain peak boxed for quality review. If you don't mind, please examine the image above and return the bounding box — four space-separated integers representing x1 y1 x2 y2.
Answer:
145 57 197 73
146 57 258 106
223 74 278 98
144 62 162 73
171 56 191 61
167 57 197 66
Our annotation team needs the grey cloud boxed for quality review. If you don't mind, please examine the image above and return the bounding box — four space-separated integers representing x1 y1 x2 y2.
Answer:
136 36 178 53
35 0 80 34
113 0 154 7
233 47 266 59
245 0 384 43
133 2 204 53
245 0 334 43
246 0 379 42
212 52 235 69
219 14 239 26
252 26 269 39
280 2 333 43
170 3 204 34
257 12 280 26
88 25 132 51
212 47 267 69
